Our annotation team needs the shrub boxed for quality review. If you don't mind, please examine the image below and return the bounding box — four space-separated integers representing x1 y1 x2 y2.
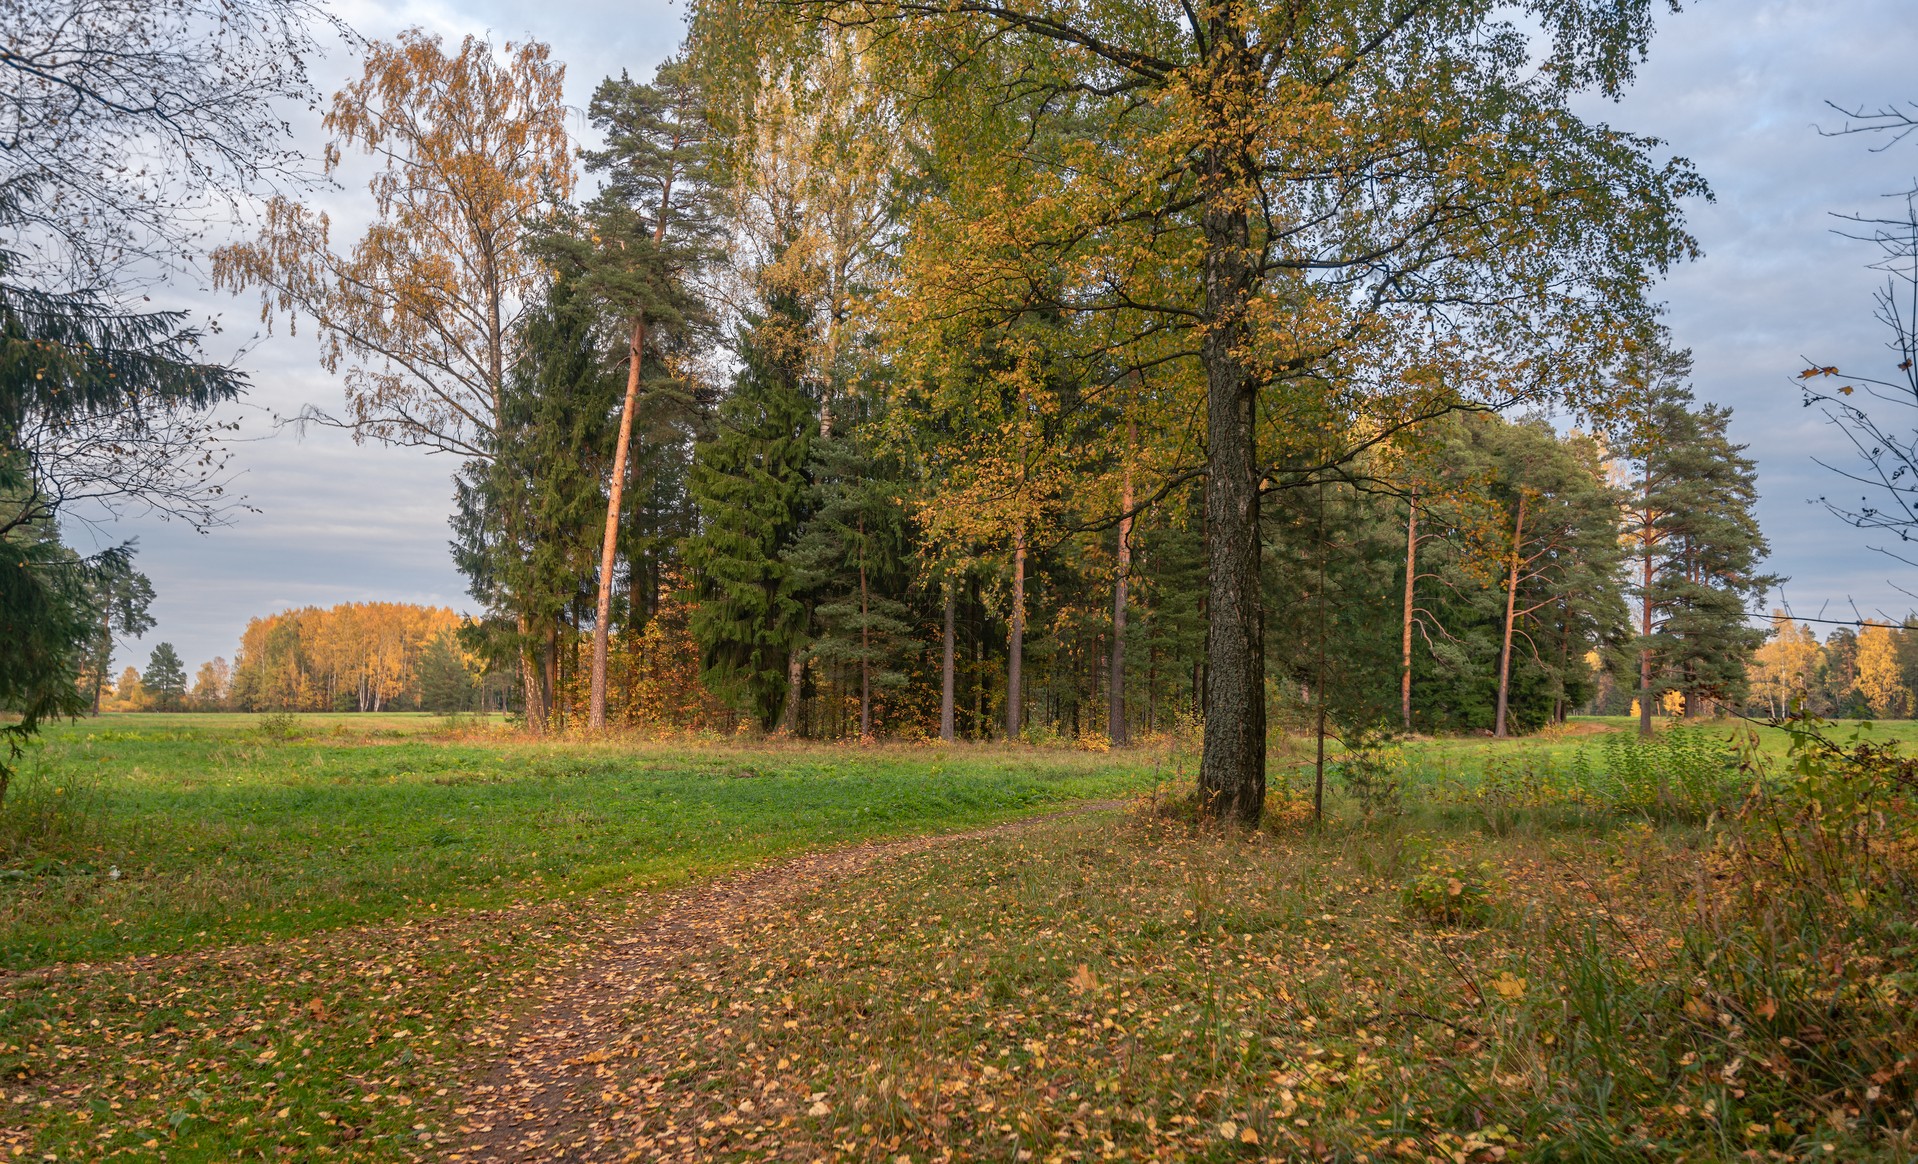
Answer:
1401 856 1497 926
256 712 303 742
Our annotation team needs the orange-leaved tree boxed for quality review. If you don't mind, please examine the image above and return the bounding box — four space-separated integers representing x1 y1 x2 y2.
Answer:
214 30 573 729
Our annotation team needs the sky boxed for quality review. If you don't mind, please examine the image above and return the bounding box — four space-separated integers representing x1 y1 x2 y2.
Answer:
63 0 1918 675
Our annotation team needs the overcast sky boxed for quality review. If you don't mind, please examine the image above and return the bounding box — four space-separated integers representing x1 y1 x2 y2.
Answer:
64 0 1918 675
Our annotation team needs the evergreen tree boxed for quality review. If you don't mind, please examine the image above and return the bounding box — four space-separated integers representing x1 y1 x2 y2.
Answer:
787 398 919 737
567 59 721 728
451 281 617 729
416 630 480 713
684 290 816 729
143 643 188 711
1621 346 1778 727
82 552 156 714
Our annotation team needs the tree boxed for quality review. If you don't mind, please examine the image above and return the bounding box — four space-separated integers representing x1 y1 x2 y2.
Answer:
216 29 574 460
1855 621 1910 717
81 552 156 714
191 658 232 710
697 0 1701 819
2 0 334 284
565 62 720 730
107 666 147 712
1750 615 1821 719
416 631 479 713
1800 105 1918 559
451 281 618 731
143 643 188 711
684 290 816 729
1620 347 1776 729
1474 421 1625 738
787 401 918 737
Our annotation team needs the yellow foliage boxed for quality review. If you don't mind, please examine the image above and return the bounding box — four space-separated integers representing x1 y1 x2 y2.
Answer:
1854 621 1910 717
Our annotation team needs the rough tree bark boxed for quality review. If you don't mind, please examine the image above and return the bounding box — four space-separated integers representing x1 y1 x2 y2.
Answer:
1110 436 1133 746
1194 33 1265 822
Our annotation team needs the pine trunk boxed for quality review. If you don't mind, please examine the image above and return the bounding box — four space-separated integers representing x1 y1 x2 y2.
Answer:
589 315 647 731
780 650 803 735
1495 493 1526 739
940 587 956 742
1401 496 1417 731
1007 527 1026 741
518 614 545 736
1110 452 1133 746
1639 513 1655 736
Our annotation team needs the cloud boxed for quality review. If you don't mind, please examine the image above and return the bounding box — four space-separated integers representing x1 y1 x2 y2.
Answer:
83 1 1918 672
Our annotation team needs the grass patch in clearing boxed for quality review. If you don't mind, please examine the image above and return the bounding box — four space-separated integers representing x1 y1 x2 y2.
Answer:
0 714 1156 967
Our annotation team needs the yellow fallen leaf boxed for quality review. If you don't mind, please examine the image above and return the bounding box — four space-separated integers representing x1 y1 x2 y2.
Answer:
1219 1120 1238 1140
1492 973 1526 999
1240 1126 1260 1144
808 1101 831 1117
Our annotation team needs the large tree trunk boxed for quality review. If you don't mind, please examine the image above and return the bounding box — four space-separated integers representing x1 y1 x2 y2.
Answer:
1195 55 1264 823
940 586 957 743
1401 496 1417 731
1494 493 1526 739
1110 445 1133 746
858 534 872 739
518 614 545 736
1639 516 1655 736
1007 527 1027 740
779 650 803 735
589 315 647 731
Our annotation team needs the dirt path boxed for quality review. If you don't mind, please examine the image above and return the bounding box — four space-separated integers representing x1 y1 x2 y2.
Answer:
446 801 1127 1163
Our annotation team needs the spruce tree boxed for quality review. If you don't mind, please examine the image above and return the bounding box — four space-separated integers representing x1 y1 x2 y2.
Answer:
787 398 918 738
451 280 616 728
684 290 816 729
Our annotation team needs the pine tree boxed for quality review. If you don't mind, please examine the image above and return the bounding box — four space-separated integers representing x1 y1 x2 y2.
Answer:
143 643 188 711
1622 347 1778 728
569 59 721 729
684 290 816 729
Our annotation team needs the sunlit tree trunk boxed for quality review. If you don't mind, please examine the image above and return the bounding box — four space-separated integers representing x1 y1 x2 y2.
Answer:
1494 493 1527 739
1401 496 1417 731
590 316 648 731
1639 509 1655 736
940 586 957 742
1007 526 1027 740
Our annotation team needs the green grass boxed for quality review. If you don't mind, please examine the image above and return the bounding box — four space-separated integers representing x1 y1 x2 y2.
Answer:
1 713 1158 968
4 711 1911 1162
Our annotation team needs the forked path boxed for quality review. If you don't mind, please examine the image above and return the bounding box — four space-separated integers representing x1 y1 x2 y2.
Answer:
448 801 1127 1163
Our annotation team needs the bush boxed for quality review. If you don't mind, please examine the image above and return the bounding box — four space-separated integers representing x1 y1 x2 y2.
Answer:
256 712 303 742
1401 855 1497 926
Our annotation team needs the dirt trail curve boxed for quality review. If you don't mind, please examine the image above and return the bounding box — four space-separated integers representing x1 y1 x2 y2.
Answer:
448 800 1128 1163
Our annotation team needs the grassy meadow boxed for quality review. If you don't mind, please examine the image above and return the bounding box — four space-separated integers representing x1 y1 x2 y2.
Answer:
2 711 1913 1161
